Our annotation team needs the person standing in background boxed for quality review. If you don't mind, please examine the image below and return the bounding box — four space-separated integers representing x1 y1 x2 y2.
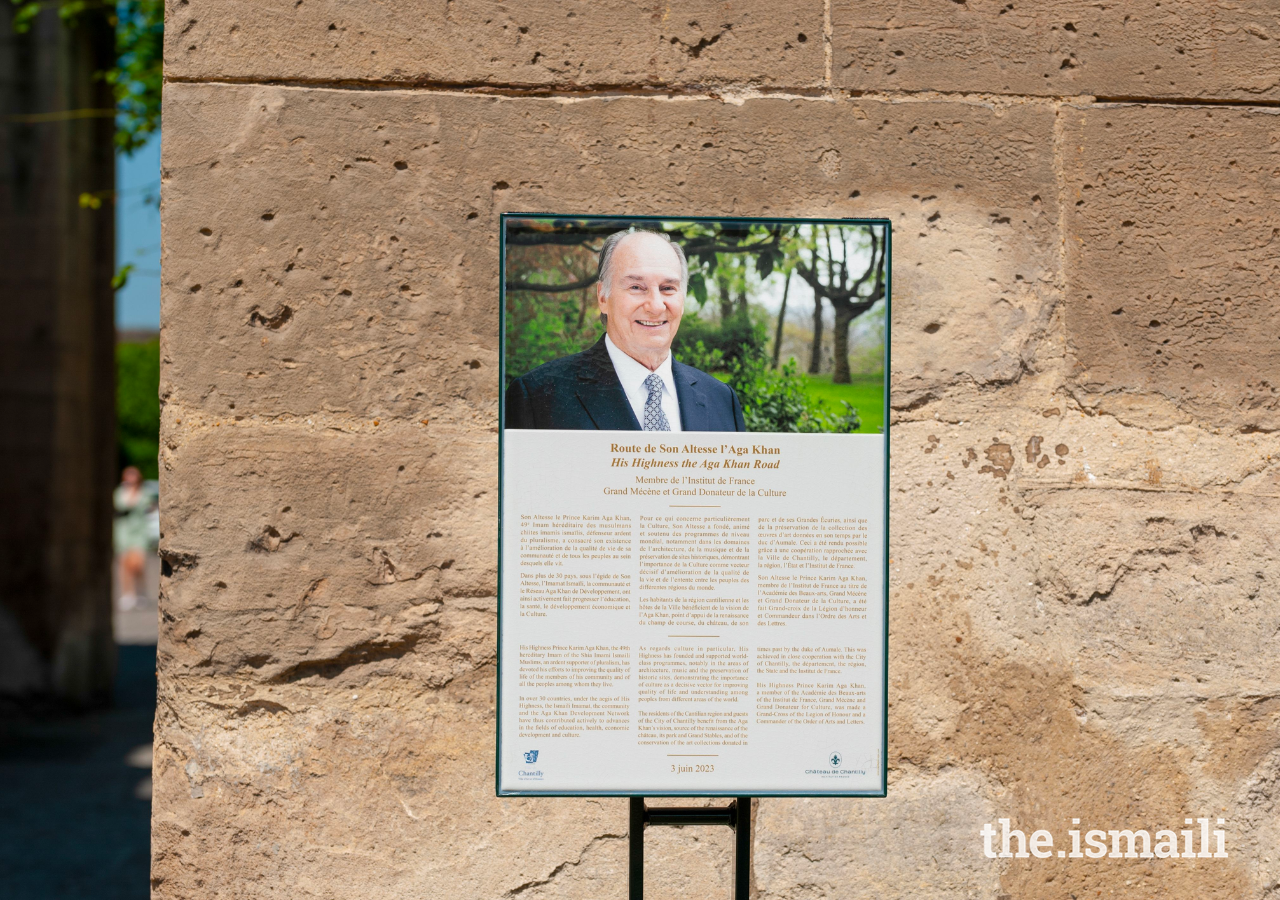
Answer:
114 466 157 611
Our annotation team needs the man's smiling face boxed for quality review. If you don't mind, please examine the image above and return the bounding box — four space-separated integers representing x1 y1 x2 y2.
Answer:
597 232 685 371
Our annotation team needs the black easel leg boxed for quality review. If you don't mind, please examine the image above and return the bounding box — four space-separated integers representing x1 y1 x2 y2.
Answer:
629 797 645 900
629 796 750 899
733 797 752 900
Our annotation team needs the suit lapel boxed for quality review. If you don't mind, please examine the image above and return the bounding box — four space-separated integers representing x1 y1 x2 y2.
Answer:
672 359 710 432
575 338 641 430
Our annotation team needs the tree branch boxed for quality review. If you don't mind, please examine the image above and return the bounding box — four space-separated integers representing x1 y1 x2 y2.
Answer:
794 227 884 308
505 275 598 294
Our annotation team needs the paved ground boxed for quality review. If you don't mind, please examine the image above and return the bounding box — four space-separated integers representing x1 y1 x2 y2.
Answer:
0 644 155 898
113 553 160 646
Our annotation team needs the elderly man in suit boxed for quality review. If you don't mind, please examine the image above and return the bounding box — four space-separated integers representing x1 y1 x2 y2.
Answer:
505 229 747 432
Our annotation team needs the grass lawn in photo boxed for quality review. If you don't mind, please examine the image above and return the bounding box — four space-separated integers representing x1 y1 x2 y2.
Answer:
800 373 885 434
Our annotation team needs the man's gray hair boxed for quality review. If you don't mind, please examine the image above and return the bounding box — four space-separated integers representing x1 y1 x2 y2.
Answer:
596 229 689 298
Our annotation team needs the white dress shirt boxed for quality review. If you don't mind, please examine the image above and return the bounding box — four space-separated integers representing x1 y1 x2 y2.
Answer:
604 334 683 432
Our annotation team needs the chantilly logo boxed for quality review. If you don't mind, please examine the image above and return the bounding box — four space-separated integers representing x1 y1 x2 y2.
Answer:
829 752 842 768
523 750 539 764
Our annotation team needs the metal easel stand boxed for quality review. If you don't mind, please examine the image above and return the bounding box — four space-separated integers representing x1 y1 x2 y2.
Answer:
629 796 752 900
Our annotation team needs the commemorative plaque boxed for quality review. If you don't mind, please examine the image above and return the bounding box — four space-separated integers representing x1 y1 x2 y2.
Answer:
497 215 889 797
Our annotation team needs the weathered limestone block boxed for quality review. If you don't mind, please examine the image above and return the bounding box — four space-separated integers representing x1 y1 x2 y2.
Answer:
162 83 1061 419
756 770 1004 898
151 669 622 898
500 815 735 900
1061 103 1280 430
884 402 1271 898
158 419 496 680
163 0 824 89
1032 489 1280 689
1228 749 1280 896
889 390 1280 701
833 0 1280 101
151 669 737 899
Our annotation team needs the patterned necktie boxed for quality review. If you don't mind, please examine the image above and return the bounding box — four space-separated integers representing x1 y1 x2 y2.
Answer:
642 373 671 431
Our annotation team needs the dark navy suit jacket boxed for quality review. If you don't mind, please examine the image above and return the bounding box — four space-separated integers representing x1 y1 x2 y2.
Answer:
505 337 746 432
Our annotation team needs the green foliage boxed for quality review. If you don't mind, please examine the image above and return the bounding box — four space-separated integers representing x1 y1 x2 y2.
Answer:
680 342 861 434
9 0 36 30
671 310 765 368
676 307 866 433
504 291 603 384
687 271 708 306
117 338 159 479
109 0 163 153
843 297 887 377
9 0 163 154
111 262 134 290
504 239 608 381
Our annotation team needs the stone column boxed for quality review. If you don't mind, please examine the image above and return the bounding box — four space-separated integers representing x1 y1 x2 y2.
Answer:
0 5 116 704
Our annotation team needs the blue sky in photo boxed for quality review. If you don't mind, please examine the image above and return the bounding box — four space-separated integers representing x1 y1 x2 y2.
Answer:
116 133 160 330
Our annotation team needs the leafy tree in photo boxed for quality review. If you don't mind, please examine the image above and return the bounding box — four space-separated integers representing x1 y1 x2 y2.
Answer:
794 224 886 384
503 240 604 381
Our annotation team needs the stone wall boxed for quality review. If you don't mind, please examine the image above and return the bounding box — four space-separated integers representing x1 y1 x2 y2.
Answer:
157 3 1280 897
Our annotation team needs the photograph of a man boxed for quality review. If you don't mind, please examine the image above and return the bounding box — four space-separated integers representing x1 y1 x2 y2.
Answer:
505 229 747 432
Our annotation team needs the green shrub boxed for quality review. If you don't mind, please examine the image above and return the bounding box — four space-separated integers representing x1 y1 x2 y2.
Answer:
679 341 860 434
117 339 159 479
672 310 765 368
504 294 603 384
